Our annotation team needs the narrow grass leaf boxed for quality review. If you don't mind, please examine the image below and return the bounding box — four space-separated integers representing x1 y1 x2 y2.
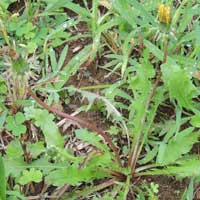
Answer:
0 156 6 200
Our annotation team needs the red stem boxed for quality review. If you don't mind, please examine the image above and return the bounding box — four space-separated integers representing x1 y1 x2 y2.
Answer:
28 88 122 167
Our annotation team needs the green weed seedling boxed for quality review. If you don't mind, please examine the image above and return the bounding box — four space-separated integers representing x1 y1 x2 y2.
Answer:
0 0 200 199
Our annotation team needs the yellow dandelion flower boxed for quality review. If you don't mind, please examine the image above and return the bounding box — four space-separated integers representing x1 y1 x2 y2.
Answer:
165 6 171 24
158 3 171 24
158 4 165 22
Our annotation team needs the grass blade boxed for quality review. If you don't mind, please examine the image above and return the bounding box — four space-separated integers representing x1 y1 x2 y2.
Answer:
0 156 6 200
